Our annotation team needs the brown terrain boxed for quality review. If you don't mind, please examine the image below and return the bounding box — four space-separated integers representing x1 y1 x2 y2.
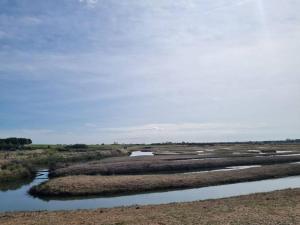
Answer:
1 188 299 225
1 143 300 225
30 163 300 197
50 154 300 177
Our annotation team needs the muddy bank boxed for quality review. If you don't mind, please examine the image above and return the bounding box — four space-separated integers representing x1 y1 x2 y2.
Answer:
31 163 300 197
50 155 300 177
2 188 300 225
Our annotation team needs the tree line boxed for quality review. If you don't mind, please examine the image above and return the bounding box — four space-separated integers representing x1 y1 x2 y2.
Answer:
0 137 32 150
151 139 300 146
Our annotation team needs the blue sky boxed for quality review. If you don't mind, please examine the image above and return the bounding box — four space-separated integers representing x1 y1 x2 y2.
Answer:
0 0 299 144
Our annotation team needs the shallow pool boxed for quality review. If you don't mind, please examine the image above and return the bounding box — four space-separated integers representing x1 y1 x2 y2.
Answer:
130 151 154 157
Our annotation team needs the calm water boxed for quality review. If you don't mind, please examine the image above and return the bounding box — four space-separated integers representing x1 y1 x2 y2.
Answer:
130 150 154 156
1 170 300 212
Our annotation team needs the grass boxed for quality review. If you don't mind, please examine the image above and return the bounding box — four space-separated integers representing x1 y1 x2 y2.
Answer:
1 188 300 225
0 160 34 182
0 146 128 166
143 143 300 155
0 145 129 183
30 163 300 197
50 154 300 177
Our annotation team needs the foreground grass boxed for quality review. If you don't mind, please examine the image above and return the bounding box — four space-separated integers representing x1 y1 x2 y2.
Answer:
30 163 300 197
1 188 300 225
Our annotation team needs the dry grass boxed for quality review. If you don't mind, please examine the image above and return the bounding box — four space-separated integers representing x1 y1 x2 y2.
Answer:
0 148 128 182
0 148 128 166
141 143 300 155
0 161 33 182
1 188 300 225
50 154 300 177
31 163 300 197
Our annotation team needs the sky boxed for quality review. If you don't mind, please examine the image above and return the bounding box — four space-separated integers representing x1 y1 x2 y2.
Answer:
0 0 299 144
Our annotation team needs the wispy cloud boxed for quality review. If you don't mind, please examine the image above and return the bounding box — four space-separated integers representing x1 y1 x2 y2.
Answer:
0 0 299 143
79 0 99 8
22 16 42 26
0 122 280 144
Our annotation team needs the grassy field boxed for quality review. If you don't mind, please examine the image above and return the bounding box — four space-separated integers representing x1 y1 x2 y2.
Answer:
1 188 300 225
30 163 300 197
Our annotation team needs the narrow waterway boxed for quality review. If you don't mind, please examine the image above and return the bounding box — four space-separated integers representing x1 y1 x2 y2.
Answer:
0 170 300 212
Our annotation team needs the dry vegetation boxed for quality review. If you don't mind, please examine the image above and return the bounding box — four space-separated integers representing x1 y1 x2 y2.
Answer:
0 147 128 166
142 143 300 156
0 145 128 182
2 143 300 224
2 188 300 225
50 154 300 177
0 160 33 182
30 163 300 197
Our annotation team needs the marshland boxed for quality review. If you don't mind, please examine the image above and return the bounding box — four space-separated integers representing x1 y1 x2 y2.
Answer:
1 140 300 224
1 139 300 206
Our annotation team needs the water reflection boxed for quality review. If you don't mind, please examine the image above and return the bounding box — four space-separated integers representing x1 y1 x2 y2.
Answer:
0 170 299 212
130 151 154 157
0 177 34 192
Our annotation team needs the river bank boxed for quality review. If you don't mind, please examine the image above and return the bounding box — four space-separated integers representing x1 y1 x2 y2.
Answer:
1 188 299 225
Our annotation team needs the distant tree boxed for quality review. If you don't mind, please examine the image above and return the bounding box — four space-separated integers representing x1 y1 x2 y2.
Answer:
0 137 32 150
66 144 88 149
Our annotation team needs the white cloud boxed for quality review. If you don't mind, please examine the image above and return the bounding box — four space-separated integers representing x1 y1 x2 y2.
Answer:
79 0 99 8
84 123 98 128
22 16 42 26
1 121 298 144
1 0 300 143
97 122 267 132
